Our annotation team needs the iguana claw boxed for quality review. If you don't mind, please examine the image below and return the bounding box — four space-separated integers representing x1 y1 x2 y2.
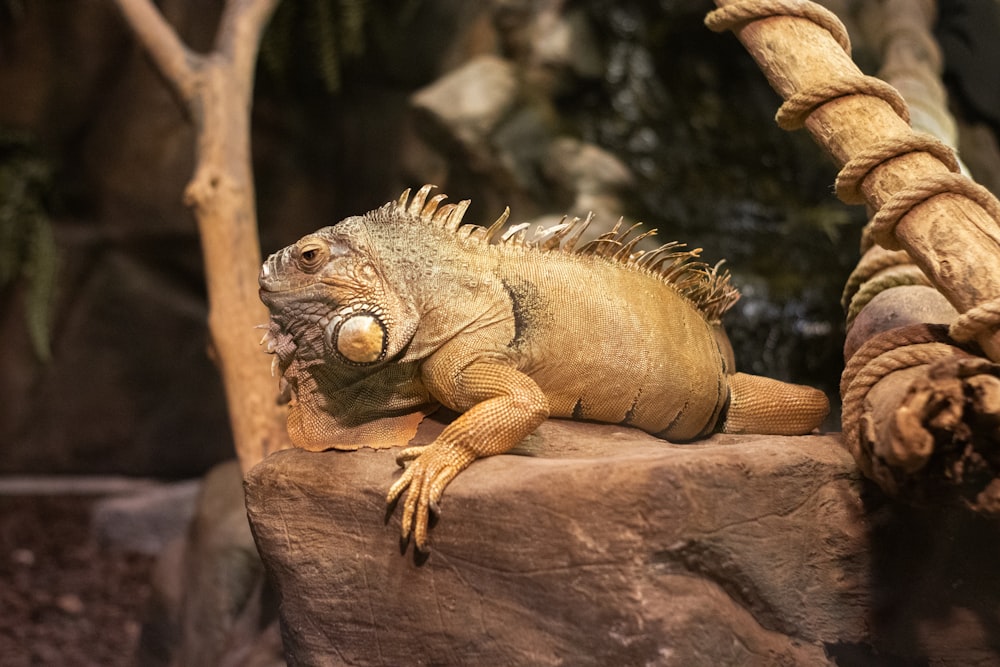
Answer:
394 444 429 466
386 441 475 550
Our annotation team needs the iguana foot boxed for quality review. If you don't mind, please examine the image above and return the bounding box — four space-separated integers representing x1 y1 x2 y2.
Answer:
386 442 476 550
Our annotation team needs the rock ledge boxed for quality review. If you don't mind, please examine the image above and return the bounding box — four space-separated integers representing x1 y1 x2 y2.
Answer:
246 420 872 665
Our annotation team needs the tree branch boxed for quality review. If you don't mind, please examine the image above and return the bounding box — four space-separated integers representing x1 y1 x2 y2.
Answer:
216 0 281 93
112 0 201 106
112 0 288 471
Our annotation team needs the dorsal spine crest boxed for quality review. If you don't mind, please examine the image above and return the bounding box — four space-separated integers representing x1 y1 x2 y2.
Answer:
388 185 739 322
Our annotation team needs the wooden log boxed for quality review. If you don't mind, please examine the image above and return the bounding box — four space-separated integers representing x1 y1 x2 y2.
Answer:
707 0 1000 361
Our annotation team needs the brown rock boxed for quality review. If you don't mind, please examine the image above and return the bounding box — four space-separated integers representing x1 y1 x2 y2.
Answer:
139 461 283 667
411 55 521 158
844 285 958 360
245 419 866 665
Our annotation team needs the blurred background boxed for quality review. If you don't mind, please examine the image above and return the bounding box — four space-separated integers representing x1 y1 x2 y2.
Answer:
1 0 998 479
3 0 1000 663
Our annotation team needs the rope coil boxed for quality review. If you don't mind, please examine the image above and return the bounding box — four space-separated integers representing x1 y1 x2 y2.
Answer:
776 76 910 130
866 172 1000 251
706 0 1000 253
835 133 960 205
841 246 913 310
708 0 1000 485
839 324 964 470
705 0 851 53
950 297 1000 345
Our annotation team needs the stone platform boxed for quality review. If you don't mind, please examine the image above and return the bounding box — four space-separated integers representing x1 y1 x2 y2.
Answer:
245 419 1000 665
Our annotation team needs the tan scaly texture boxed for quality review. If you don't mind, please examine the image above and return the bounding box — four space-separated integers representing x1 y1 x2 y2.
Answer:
259 185 829 550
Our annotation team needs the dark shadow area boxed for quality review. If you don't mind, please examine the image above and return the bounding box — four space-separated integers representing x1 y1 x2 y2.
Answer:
859 484 1000 665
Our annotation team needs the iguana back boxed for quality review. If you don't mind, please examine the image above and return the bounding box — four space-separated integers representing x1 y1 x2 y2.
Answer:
483 238 730 440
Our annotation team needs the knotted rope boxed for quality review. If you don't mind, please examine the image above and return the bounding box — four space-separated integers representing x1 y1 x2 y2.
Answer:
839 324 971 481
866 172 1000 251
952 298 1000 345
840 247 913 310
775 76 909 131
704 0 850 53
706 0 1000 253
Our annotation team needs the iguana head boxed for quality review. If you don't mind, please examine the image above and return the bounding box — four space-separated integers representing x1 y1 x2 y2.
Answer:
259 216 431 450
258 217 418 374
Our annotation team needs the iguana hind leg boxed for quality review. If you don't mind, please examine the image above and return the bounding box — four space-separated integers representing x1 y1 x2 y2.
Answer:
721 372 830 435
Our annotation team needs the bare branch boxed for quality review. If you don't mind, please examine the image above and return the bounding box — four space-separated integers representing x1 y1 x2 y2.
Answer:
216 0 281 94
112 0 201 105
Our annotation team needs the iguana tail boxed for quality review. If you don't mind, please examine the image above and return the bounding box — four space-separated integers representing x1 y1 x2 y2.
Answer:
721 372 830 435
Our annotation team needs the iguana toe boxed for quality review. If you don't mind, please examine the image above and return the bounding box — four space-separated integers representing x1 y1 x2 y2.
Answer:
394 444 430 466
386 441 475 550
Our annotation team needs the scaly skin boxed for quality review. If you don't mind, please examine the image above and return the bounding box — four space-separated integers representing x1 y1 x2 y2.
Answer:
259 186 829 550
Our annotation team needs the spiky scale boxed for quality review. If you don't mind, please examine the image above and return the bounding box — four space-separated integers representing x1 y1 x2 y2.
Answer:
388 186 741 322
408 184 434 217
501 222 531 246
534 223 571 250
448 199 471 231
422 195 449 221
484 207 510 242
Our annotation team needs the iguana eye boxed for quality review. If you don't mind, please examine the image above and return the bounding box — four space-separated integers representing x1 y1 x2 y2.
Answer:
297 243 327 272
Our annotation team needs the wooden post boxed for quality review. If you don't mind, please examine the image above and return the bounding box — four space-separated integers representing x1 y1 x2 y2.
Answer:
706 0 1000 507
707 0 1000 361
113 0 287 472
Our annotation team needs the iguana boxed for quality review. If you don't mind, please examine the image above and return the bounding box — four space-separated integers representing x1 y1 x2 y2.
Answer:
258 185 830 550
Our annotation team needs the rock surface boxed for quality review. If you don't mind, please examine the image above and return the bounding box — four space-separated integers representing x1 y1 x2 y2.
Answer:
246 419 870 666
247 419 1000 665
91 478 201 555
139 461 283 667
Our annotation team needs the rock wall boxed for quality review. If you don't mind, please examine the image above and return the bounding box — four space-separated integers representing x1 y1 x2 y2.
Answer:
245 422 1000 665
246 423 857 665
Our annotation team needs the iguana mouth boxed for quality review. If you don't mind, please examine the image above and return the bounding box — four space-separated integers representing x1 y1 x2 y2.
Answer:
258 281 314 296
258 257 317 301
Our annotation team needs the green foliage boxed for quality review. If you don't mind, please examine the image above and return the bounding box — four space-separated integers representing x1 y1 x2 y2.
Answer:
0 130 57 362
261 0 370 94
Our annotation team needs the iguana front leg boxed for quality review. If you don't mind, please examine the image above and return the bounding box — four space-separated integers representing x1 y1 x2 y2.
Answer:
387 358 549 550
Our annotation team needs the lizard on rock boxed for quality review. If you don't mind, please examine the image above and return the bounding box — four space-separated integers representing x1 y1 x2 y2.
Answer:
259 185 830 550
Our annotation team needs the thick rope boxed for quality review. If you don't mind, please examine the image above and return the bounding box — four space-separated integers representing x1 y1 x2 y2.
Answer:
839 324 962 468
866 171 1000 251
704 0 851 53
706 0 1000 463
951 297 1000 345
841 246 913 310
840 323 951 397
835 133 960 205
707 0 1000 256
775 76 910 131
